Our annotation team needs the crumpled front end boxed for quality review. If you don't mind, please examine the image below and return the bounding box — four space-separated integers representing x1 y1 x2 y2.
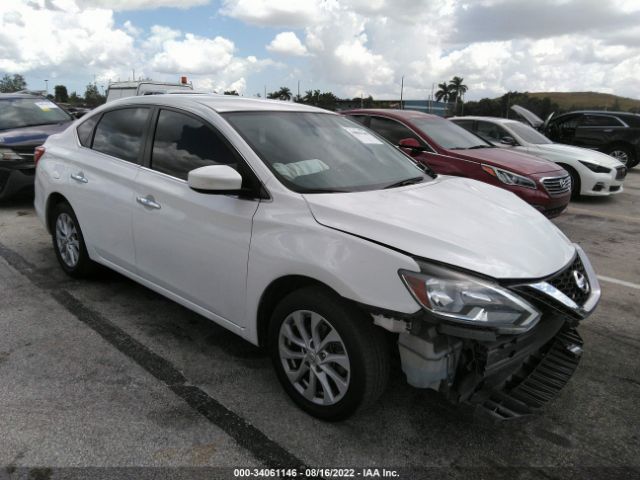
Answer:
388 245 600 419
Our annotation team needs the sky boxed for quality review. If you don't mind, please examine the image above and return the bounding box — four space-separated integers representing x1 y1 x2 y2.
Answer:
1 0 639 101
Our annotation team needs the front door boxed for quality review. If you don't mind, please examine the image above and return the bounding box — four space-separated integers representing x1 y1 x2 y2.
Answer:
133 108 260 327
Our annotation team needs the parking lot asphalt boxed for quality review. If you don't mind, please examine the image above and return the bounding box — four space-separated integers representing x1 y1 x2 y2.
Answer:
1 170 639 479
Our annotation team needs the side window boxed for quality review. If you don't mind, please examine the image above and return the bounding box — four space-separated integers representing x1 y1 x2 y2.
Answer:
476 121 508 141
76 114 100 147
453 120 474 132
556 115 579 130
92 108 150 163
580 115 623 127
347 115 368 126
369 116 419 145
151 109 237 181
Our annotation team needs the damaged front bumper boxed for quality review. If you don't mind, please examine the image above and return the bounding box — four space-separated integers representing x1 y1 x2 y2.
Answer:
377 245 600 419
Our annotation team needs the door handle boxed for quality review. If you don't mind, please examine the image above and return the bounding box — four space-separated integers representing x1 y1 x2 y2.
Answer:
136 195 161 210
70 172 88 183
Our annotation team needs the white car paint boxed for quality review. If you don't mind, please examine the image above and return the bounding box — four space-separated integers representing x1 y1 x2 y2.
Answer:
451 116 626 196
35 95 583 348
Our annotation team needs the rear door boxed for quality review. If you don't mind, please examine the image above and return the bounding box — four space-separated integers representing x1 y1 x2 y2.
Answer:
132 107 260 328
574 114 625 149
68 107 151 271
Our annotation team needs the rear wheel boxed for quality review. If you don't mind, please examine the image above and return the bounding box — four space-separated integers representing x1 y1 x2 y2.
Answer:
51 202 98 278
268 286 389 420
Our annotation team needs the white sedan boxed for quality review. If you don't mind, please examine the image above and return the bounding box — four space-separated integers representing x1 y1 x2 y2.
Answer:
34 94 600 420
451 116 627 198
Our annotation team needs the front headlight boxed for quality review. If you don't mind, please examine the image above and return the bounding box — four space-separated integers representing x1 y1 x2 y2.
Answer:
481 164 537 189
579 161 611 174
0 148 23 161
400 263 540 333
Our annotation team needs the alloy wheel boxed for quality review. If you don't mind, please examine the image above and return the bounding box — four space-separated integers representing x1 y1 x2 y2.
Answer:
55 213 80 268
610 150 629 165
278 310 351 406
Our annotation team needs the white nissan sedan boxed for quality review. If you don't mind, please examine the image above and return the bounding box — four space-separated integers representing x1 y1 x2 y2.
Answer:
34 95 600 420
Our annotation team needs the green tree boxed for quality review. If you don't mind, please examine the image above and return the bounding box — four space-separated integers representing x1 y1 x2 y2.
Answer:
83 83 105 108
0 74 27 93
434 82 452 103
267 86 292 101
54 85 69 103
448 76 468 114
68 91 81 105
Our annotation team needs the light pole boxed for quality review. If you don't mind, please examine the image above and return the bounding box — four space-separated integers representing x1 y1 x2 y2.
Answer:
400 75 404 110
44 79 48 95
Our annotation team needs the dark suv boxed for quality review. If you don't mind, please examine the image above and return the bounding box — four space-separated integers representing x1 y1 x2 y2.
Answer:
0 93 73 200
512 105 640 168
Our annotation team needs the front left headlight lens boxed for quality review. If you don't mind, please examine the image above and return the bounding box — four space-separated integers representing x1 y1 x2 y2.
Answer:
481 164 537 189
400 264 540 333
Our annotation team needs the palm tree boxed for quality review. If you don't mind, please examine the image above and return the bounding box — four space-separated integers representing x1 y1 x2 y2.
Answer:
266 86 292 101
449 76 468 115
435 82 452 103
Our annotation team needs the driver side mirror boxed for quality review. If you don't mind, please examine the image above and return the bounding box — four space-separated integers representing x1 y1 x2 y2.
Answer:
188 165 243 193
500 136 517 146
398 137 424 156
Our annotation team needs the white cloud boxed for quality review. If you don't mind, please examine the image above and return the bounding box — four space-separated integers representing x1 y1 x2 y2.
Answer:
79 0 210 11
266 32 308 56
220 0 329 27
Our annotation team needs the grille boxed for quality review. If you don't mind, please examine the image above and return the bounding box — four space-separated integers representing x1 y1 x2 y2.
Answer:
10 146 35 161
615 166 627 180
542 175 572 197
548 255 590 306
482 329 582 419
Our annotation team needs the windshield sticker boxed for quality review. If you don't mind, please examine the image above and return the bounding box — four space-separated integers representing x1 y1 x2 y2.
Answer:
35 101 60 112
342 127 383 145
273 159 330 180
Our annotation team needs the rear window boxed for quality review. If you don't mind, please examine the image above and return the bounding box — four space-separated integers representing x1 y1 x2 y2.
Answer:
580 115 623 127
91 108 150 163
0 97 71 131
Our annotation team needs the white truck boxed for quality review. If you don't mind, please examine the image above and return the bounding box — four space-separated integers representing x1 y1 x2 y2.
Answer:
106 79 193 102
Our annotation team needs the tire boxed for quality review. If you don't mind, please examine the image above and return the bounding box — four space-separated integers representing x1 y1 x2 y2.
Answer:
566 166 580 199
50 201 98 278
605 145 637 168
268 286 390 420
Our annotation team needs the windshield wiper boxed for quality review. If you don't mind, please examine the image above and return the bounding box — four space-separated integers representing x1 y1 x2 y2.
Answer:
300 187 351 194
384 176 425 189
467 145 492 149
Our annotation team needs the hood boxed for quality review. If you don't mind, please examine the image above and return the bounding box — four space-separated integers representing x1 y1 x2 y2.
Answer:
0 122 71 149
452 146 564 175
304 176 575 280
531 143 625 169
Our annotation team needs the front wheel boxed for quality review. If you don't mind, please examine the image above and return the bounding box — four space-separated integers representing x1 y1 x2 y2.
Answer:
606 145 637 168
51 201 98 278
268 287 390 420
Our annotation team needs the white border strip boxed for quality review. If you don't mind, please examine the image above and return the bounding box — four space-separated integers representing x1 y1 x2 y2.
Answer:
597 275 640 290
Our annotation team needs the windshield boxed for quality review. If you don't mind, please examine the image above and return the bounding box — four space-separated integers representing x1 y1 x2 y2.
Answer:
223 112 427 193
508 122 552 145
410 117 490 149
0 98 71 131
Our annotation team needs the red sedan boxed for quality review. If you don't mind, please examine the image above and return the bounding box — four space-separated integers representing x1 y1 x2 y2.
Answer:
342 109 571 218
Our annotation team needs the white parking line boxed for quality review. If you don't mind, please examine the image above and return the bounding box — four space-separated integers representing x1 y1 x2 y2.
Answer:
598 275 640 290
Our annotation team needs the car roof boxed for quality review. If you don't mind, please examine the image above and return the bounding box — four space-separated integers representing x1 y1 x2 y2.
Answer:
107 93 331 114
450 116 525 125
557 110 640 117
342 109 442 121
0 92 46 100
